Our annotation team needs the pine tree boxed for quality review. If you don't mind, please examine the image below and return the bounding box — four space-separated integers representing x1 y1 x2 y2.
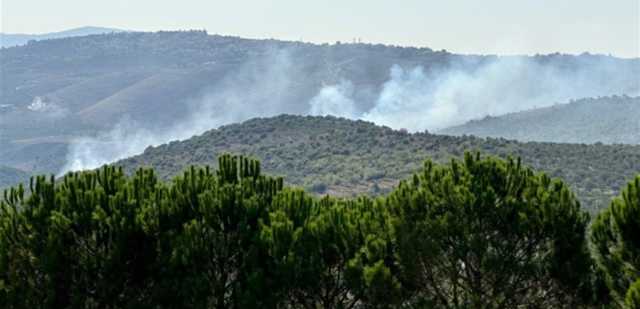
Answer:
386 152 593 307
592 175 640 307
0 166 161 308
159 154 283 308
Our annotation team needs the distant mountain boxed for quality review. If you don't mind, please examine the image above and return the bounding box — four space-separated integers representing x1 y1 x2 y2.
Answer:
114 115 640 212
0 165 30 189
440 96 640 144
0 26 124 48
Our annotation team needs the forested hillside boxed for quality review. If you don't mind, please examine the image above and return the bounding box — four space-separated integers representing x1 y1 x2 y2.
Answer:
441 96 640 144
116 115 640 212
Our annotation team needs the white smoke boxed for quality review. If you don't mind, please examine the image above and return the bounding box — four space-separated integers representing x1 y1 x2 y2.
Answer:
61 50 640 175
62 118 160 172
362 66 451 131
308 80 358 118
60 49 299 174
311 56 640 131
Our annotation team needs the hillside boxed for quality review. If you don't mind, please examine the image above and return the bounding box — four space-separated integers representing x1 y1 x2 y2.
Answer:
115 115 640 212
0 165 30 189
0 30 446 174
0 26 124 48
1 30 638 176
441 96 640 144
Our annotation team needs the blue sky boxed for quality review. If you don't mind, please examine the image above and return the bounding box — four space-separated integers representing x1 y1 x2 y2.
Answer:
2 0 638 57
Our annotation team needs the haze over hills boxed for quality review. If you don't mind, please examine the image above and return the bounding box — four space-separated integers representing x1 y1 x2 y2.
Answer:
0 26 124 48
114 115 640 212
0 165 30 189
441 96 640 144
0 30 638 184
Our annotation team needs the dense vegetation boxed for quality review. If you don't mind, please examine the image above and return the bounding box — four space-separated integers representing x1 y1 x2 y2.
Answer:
442 96 640 144
3 153 638 308
117 115 640 212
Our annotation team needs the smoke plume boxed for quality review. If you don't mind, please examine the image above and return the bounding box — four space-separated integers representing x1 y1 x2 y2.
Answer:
60 49 299 174
311 56 640 131
308 80 359 118
62 51 639 174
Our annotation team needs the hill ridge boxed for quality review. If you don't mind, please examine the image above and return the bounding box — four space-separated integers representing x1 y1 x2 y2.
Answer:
115 114 640 212
440 96 640 144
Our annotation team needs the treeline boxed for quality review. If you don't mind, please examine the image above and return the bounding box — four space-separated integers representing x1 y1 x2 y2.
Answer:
0 153 638 308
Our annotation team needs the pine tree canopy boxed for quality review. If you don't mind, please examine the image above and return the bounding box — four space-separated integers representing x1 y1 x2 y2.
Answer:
0 153 637 308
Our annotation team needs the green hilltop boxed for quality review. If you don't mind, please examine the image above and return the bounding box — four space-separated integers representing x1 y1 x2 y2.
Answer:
115 115 640 212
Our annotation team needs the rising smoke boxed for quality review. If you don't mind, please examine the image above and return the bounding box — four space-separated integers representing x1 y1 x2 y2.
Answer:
61 49 300 174
61 50 640 174
308 80 359 118
311 56 640 131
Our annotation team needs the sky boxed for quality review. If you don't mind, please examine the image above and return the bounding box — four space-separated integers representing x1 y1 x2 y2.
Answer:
1 0 639 57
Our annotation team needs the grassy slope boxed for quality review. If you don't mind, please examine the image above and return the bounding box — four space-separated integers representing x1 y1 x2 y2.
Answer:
441 96 640 144
115 115 640 212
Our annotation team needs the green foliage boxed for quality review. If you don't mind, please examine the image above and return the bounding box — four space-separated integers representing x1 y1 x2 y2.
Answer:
0 153 632 308
0 167 158 308
0 155 285 308
155 156 284 308
386 153 593 307
626 280 640 309
261 193 401 308
591 175 640 306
